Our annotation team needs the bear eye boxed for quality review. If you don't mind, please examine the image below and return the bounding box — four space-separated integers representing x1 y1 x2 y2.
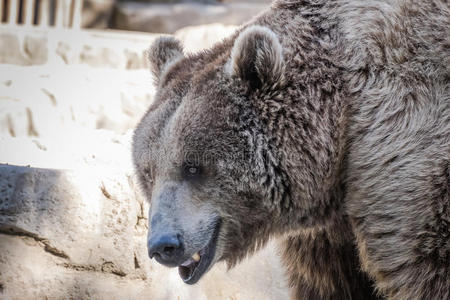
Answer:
188 167 198 174
143 168 154 184
182 163 202 179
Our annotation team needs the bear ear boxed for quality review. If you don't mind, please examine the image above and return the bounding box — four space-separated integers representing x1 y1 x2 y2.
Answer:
148 36 184 84
228 26 285 90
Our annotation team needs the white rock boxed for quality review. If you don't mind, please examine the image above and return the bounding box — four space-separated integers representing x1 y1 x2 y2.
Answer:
0 64 154 138
175 23 238 53
113 2 269 34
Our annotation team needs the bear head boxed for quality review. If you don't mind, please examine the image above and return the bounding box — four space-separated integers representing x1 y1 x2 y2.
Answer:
133 26 291 284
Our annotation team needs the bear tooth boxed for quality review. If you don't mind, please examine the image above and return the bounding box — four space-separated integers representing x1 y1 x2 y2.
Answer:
192 252 200 262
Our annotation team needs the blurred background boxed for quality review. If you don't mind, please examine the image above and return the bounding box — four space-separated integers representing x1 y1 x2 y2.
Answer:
0 1 290 299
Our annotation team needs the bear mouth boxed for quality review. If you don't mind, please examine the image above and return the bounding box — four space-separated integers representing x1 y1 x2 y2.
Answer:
178 219 221 284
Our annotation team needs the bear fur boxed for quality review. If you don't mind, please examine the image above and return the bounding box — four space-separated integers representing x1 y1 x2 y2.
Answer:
132 0 449 299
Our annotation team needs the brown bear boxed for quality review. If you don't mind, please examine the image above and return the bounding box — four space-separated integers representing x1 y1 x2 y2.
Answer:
132 0 449 299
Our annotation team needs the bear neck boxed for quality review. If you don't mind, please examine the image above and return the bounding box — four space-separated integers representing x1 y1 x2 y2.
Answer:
243 2 349 232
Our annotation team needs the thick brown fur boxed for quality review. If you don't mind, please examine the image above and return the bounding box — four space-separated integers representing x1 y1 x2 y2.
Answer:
132 1 449 299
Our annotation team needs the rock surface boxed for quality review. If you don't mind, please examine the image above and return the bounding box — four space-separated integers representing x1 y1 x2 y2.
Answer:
0 27 154 69
112 1 268 33
0 64 154 137
0 24 288 299
0 25 238 68
79 0 271 31
175 23 238 53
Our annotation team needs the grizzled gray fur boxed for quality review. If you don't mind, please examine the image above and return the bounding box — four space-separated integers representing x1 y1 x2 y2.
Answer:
132 0 449 299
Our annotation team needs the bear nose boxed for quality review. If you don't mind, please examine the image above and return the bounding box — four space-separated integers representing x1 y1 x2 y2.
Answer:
148 233 184 265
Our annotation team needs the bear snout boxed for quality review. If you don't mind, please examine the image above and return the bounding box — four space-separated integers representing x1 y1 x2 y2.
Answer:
148 232 185 267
